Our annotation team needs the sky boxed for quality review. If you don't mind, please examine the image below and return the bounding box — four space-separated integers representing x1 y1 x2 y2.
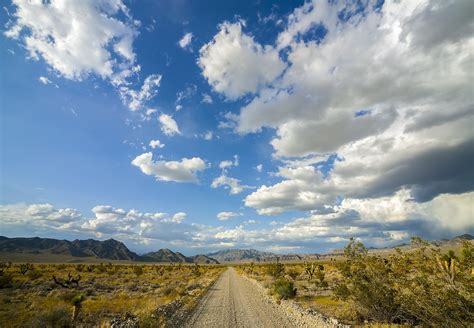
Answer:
0 0 473 255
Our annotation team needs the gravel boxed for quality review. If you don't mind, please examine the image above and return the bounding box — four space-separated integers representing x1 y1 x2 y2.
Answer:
184 267 350 328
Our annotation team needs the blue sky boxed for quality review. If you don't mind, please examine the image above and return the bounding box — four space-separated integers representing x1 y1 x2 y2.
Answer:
1 0 473 255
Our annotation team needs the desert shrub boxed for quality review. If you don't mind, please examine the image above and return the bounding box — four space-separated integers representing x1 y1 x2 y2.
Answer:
266 260 285 278
272 279 297 300
19 263 34 275
314 264 328 288
286 267 299 280
335 238 474 326
334 240 401 323
133 265 144 276
75 264 84 272
0 272 13 288
96 264 107 273
191 263 201 277
27 269 43 281
25 307 71 328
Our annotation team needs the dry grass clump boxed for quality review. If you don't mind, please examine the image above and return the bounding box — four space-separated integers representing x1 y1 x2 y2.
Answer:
0 262 224 327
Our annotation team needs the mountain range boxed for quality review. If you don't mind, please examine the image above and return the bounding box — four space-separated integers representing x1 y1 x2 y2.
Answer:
0 236 218 264
0 234 472 263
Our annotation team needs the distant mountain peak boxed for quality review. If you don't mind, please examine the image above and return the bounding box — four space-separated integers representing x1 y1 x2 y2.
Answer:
454 234 474 240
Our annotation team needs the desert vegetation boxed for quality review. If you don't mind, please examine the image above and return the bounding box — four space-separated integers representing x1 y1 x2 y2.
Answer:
0 262 224 327
237 238 474 327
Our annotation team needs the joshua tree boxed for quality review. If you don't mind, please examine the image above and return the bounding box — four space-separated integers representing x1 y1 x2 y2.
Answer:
247 262 255 274
314 264 328 287
192 263 201 277
304 262 316 281
19 263 34 275
52 272 81 288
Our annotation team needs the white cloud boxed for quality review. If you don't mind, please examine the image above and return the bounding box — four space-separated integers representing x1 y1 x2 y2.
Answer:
5 0 137 80
0 203 84 226
175 105 183 111
233 154 239 167
198 21 286 99
202 93 213 104
38 76 51 85
245 166 333 215
218 155 239 170
255 164 263 172
211 174 252 195
81 206 191 240
131 152 207 183
198 0 474 217
149 139 165 149
243 219 259 225
203 131 213 140
178 32 193 50
159 114 181 136
119 74 162 111
217 211 241 221
6 0 162 112
171 212 187 223
219 160 233 170
176 84 197 104
1 191 472 252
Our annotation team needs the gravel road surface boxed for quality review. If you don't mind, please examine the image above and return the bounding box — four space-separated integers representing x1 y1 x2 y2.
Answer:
185 267 342 328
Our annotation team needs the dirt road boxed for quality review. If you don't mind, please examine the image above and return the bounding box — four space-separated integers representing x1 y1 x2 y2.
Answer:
185 268 339 328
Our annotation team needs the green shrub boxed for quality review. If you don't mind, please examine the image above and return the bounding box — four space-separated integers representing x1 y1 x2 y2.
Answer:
335 237 474 326
314 264 328 288
27 270 43 281
25 307 71 328
272 279 297 300
0 272 13 288
133 265 144 276
286 268 299 280
266 260 285 278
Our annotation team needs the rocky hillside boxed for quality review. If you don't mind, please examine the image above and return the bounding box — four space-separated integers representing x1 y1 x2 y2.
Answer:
206 249 278 263
191 254 220 264
0 236 219 263
0 236 140 261
141 248 192 263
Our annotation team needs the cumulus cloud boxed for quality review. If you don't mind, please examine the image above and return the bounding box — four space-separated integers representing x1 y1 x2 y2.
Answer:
0 203 84 227
6 0 161 112
218 155 239 170
149 139 165 149
245 166 334 215
217 211 241 221
215 191 474 251
219 160 233 170
200 0 473 216
159 114 181 136
1 192 472 253
178 32 193 50
5 0 136 80
198 21 286 99
211 174 252 195
131 152 207 183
